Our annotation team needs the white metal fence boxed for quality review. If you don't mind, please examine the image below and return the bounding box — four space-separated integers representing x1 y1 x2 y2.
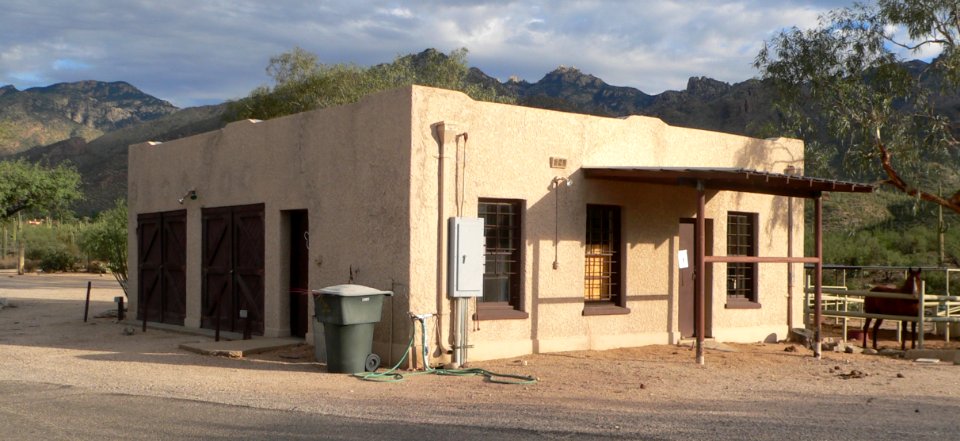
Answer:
803 265 960 348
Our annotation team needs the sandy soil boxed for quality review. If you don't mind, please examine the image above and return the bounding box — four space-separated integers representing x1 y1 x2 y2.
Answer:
2 271 960 440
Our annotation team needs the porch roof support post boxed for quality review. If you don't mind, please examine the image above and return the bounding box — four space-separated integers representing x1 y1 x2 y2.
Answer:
814 195 823 359
696 181 706 365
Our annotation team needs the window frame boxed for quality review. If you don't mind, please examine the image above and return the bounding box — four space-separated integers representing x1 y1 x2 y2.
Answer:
475 198 528 320
583 204 629 315
726 211 760 308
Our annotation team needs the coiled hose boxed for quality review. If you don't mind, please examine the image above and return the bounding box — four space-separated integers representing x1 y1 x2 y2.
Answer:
351 315 536 385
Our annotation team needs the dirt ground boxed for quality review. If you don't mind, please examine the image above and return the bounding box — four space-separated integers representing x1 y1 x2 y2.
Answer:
2 271 960 440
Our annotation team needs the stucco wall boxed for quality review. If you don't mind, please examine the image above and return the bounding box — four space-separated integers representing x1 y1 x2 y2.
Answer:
128 85 805 366
408 86 804 363
128 87 414 345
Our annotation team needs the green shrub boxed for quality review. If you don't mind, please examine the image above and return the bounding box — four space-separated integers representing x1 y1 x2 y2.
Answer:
78 199 127 294
19 220 84 273
38 249 76 272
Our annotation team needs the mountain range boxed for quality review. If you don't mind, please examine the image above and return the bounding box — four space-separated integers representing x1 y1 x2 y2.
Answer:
0 53 931 215
0 81 179 156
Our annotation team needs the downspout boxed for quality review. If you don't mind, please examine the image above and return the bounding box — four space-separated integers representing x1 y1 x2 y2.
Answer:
434 123 450 370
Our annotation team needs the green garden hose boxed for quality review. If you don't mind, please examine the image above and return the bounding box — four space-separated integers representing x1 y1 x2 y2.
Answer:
351 315 536 385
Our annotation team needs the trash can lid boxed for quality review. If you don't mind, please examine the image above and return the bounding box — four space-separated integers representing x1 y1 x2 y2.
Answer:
312 284 394 297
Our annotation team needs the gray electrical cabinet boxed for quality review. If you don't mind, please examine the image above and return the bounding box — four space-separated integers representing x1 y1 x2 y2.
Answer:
448 217 484 298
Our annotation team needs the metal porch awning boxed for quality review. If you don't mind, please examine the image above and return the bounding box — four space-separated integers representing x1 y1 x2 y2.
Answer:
582 166 874 198
583 166 875 364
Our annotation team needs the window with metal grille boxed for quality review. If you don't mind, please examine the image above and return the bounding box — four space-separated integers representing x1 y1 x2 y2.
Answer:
727 212 757 302
584 205 621 303
479 199 523 314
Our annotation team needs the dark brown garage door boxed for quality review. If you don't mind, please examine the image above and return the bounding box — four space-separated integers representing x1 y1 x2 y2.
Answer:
137 210 186 325
201 204 265 335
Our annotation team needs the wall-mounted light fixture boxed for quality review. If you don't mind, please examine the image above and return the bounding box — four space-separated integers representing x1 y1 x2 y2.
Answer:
178 189 198 205
551 176 573 189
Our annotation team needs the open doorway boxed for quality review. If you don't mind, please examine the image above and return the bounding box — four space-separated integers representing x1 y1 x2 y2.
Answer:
288 210 310 338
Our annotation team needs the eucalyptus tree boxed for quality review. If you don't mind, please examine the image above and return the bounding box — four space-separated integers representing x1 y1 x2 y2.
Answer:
0 159 82 274
227 47 511 121
755 0 960 213
0 159 82 219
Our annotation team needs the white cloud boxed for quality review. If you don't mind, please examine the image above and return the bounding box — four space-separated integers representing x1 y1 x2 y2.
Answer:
0 0 856 106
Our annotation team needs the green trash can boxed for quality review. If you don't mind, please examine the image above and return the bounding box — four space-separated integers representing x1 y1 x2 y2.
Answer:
312 284 393 373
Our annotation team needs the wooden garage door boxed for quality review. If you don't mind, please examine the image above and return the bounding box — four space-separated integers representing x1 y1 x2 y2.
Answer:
201 204 264 335
137 210 186 325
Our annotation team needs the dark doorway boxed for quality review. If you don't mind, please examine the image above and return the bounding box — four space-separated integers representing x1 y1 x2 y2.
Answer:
137 210 187 325
288 210 309 338
679 218 713 338
201 204 265 335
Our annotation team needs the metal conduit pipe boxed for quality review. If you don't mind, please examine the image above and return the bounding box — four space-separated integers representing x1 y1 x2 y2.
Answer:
451 133 469 369
452 298 461 368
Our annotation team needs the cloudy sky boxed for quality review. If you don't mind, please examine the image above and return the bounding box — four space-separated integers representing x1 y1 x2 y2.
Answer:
0 0 889 107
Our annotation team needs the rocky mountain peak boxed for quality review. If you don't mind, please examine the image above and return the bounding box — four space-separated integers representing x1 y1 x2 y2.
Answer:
686 76 731 98
542 66 606 89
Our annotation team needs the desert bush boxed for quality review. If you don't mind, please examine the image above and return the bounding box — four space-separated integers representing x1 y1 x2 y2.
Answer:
78 200 127 294
19 221 83 273
38 249 76 272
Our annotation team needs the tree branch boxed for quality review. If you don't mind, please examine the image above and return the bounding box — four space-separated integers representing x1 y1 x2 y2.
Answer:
2 203 29 219
876 138 960 214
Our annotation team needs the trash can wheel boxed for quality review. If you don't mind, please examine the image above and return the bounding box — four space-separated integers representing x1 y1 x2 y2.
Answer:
364 353 381 372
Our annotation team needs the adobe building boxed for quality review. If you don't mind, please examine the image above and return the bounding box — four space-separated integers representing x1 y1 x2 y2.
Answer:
127 85 870 366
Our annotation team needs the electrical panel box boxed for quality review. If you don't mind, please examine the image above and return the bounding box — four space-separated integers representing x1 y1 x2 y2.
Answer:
448 217 484 298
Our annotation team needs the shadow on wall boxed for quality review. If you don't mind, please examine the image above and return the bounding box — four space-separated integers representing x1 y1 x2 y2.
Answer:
731 137 805 247
522 169 718 340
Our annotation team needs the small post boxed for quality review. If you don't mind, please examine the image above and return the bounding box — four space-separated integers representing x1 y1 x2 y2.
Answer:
948 270 953 343
83 281 92 322
918 281 925 349
842 295 848 341
115 296 125 322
